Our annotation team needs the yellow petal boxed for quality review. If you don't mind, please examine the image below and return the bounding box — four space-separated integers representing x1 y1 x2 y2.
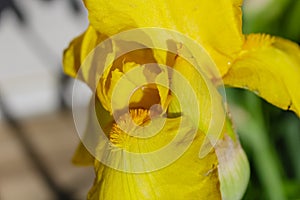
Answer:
97 61 170 114
72 142 94 166
223 34 300 117
83 0 244 75
63 26 106 79
88 116 221 200
168 56 226 157
63 32 84 78
94 40 160 113
155 68 171 111
87 111 249 199
72 98 113 166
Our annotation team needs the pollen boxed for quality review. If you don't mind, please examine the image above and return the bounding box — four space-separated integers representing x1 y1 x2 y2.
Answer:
109 109 151 148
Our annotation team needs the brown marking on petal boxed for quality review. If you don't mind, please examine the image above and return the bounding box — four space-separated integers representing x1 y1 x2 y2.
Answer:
204 163 218 177
287 102 292 110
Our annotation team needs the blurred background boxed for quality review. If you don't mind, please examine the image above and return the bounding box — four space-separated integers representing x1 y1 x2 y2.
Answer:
0 0 299 200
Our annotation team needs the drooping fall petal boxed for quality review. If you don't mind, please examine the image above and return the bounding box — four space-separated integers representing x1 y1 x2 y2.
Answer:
85 110 249 200
223 34 300 117
88 116 222 200
83 0 244 76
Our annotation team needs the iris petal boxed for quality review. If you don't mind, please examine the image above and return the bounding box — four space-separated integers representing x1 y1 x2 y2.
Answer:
224 34 300 117
83 0 244 76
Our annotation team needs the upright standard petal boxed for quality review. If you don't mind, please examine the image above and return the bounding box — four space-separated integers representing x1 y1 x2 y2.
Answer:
83 0 244 76
223 34 300 117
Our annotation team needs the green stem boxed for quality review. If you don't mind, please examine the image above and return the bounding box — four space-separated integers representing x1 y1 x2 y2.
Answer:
282 115 300 180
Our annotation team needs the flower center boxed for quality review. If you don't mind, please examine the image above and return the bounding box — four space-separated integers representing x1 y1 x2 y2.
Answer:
109 109 151 148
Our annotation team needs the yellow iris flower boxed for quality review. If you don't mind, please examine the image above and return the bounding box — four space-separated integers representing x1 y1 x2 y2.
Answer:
63 0 300 199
